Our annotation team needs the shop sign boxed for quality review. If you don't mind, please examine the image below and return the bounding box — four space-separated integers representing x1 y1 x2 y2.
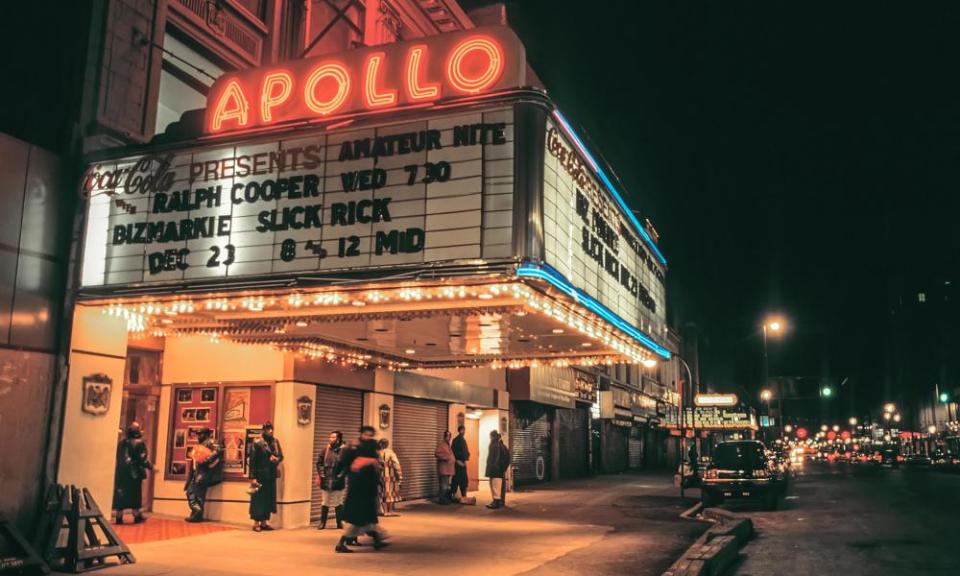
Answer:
81 373 113 415
664 406 758 430
525 366 577 409
542 118 667 344
574 370 597 403
694 393 738 407
80 107 514 287
205 26 525 135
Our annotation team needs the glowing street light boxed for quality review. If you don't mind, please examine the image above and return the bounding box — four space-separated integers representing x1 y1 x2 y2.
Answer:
883 412 892 421
760 389 773 401
928 425 937 434
784 424 793 433
893 413 901 423
832 424 840 432
884 403 896 413
849 417 858 426
820 424 828 432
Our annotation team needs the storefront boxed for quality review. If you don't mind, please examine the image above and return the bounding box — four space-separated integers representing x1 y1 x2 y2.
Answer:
56 25 670 529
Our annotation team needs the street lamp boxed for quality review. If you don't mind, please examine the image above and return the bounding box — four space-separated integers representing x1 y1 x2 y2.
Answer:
893 413 901 423
883 412 892 421
928 425 937 434
849 417 858 426
784 424 793 434
884 403 896 414
761 316 786 439
832 424 840 432
820 424 828 432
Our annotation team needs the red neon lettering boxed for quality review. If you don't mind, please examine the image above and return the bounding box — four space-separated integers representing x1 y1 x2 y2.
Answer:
404 46 440 101
210 79 250 132
363 52 398 108
446 36 505 95
260 71 293 123
304 63 351 116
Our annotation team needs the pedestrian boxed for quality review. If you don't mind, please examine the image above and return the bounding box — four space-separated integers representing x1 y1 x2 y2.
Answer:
316 430 346 529
184 427 223 522
485 430 510 509
451 425 470 501
436 430 455 503
113 422 153 524
688 442 699 477
336 438 390 553
378 438 403 516
248 422 283 532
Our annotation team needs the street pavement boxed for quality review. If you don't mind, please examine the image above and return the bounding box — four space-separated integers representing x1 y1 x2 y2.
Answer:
730 461 960 576
107 470 706 576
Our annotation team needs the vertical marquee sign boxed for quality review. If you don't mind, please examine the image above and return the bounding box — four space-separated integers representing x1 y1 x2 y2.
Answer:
541 117 668 341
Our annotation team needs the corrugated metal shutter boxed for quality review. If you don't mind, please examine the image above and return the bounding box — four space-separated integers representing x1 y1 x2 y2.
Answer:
311 386 363 521
511 403 552 485
557 408 589 479
629 436 644 469
393 397 448 501
603 422 629 473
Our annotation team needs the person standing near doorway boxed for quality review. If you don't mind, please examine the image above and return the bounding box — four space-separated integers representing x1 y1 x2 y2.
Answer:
184 427 223 522
336 438 390 553
451 425 470 501
435 430 455 503
248 422 283 532
485 430 511 509
113 422 153 524
378 439 402 516
316 431 346 529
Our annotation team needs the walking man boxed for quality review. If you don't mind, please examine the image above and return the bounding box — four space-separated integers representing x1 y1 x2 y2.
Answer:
485 430 510 509
336 438 390 553
184 427 223 522
248 422 283 532
316 431 346 529
450 425 470 501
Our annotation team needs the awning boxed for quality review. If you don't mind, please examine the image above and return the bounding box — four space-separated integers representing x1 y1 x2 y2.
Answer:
91 263 665 370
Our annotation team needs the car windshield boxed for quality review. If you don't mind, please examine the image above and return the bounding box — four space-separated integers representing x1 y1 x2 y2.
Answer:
713 443 766 469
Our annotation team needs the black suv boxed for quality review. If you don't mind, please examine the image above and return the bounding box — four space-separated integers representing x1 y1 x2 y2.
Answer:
701 440 785 510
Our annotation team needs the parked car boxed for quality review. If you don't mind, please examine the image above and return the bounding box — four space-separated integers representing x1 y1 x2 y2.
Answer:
701 440 786 510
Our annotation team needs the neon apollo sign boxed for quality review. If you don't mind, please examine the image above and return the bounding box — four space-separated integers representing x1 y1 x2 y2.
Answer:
205 27 525 134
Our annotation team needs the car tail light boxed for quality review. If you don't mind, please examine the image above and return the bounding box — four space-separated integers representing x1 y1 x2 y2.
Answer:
704 469 719 479
754 469 768 478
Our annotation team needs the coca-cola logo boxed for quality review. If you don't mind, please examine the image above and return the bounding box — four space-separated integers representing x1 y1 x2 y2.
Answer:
82 154 176 196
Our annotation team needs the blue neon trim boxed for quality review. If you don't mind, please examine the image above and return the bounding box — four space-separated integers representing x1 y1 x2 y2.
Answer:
516 262 672 360
552 110 668 267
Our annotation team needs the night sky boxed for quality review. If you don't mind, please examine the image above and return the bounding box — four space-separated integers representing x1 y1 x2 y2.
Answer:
467 1 960 412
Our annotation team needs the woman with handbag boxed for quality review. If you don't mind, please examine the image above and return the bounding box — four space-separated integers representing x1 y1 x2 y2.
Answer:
113 422 153 524
248 422 284 531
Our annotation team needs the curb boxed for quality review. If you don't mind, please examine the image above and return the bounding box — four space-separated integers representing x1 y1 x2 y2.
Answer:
662 508 753 576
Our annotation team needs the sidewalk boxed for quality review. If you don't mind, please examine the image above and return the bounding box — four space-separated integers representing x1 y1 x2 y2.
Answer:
105 471 706 576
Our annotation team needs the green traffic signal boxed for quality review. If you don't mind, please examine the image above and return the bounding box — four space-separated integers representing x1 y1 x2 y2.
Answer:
821 386 833 398
940 392 950 403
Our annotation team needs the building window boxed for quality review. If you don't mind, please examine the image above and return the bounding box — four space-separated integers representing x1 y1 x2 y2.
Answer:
302 0 365 58
918 292 926 303
155 32 225 135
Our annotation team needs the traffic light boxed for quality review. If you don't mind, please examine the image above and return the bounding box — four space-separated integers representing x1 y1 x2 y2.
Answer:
940 392 950 403
821 386 833 398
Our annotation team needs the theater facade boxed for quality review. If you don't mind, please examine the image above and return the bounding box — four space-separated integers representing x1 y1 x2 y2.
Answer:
58 26 672 527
